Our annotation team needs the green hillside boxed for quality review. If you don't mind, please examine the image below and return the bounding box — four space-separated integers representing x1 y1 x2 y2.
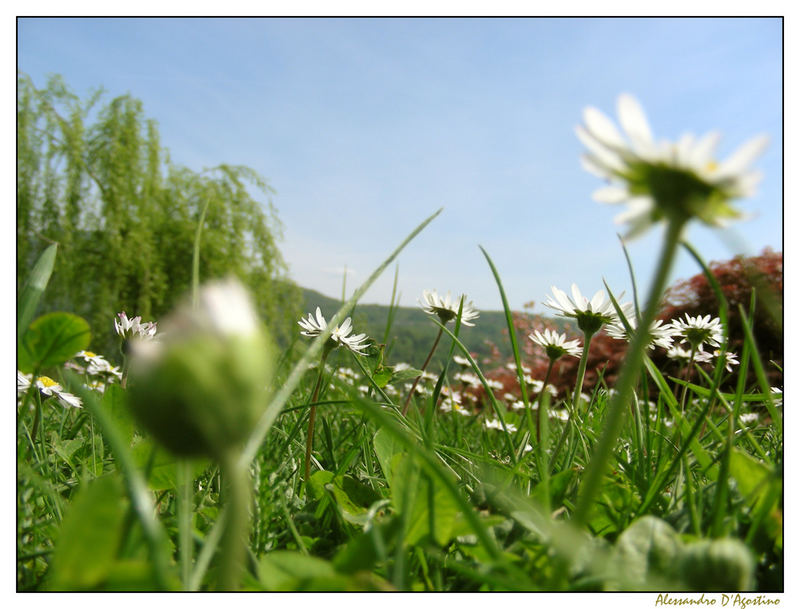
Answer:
300 287 570 370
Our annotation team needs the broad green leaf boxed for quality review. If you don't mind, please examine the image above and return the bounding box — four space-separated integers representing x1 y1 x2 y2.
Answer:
17 243 57 342
373 427 404 489
333 517 403 574
308 471 380 526
103 384 135 446
730 448 780 511
612 516 683 589
131 438 209 491
18 312 90 372
46 474 127 590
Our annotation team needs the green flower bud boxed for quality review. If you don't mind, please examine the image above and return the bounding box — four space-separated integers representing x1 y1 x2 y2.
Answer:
678 538 755 591
128 279 273 460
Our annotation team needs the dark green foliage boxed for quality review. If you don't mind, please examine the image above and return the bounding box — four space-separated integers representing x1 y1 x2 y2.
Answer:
17 73 301 356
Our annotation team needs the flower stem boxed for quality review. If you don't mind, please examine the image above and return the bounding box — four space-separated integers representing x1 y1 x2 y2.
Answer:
548 332 594 471
402 326 444 416
304 350 330 483
679 346 697 415
573 219 685 526
218 451 250 591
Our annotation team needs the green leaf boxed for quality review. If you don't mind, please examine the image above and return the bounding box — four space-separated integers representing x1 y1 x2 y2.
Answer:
333 517 403 574
373 427 404 489
17 243 57 342
131 438 209 491
308 471 379 527
103 384 135 447
18 312 90 373
613 516 683 589
258 551 392 591
46 474 127 590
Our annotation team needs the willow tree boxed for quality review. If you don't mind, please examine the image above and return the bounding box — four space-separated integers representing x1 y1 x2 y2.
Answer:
17 73 301 355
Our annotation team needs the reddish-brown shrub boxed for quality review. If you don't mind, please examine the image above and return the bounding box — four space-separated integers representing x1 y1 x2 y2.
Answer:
482 249 783 403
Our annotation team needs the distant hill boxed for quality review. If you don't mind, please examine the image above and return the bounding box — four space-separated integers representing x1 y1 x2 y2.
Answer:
300 287 571 370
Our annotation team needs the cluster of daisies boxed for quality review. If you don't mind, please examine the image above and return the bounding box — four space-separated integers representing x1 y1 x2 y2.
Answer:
17 312 158 411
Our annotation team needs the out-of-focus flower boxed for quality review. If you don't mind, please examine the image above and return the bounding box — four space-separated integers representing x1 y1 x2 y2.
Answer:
419 290 479 326
577 93 768 238
128 278 274 459
666 345 713 364
484 418 517 432
455 371 481 387
298 307 370 355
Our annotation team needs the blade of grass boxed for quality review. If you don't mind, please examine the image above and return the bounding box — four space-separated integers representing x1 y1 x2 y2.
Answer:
18 243 58 342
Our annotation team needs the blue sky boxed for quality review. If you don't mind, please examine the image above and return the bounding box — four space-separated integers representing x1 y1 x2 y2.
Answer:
17 17 783 313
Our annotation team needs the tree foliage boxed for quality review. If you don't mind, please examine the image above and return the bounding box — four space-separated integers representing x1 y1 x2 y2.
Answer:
17 73 301 355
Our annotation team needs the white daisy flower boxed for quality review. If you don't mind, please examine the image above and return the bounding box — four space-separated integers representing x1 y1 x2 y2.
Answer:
115 312 158 341
453 355 471 367
523 375 558 397
418 290 479 326
739 413 759 425
505 362 531 374
486 378 504 391
607 317 676 350
455 371 481 387
484 418 517 432
548 409 570 422
545 284 634 335
33 375 82 409
668 314 724 350
666 345 713 364
578 94 768 238
298 307 370 355
528 328 582 360
714 349 739 372
510 399 538 411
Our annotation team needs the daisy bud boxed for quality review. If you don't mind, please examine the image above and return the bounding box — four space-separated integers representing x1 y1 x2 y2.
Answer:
128 278 273 459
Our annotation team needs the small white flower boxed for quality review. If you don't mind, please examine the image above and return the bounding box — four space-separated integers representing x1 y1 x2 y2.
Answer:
578 93 768 238
453 355 471 367
505 361 531 374
115 312 158 341
419 290 479 326
486 378 504 391
669 314 724 351
739 413 759 425
529 328 582 360
455 371 481 387
33 375 82 409
666 345 713 364
714 349 739 372
548 409 570 422
545 284 633 335
484 418 517 432
607 317 676 350
298 307 370 355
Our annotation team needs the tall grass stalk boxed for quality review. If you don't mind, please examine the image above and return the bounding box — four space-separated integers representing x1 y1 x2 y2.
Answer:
573 219 685 526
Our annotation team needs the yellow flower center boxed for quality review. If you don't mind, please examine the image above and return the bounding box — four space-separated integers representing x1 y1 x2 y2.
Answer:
705 160 718 172
83 350 97 358
37 376 58 388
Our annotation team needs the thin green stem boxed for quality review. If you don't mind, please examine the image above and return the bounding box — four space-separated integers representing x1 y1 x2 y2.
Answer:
178 460 193 589
402 326 444 416
573 219 685 526
305 349 330 483
549 333 594 471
